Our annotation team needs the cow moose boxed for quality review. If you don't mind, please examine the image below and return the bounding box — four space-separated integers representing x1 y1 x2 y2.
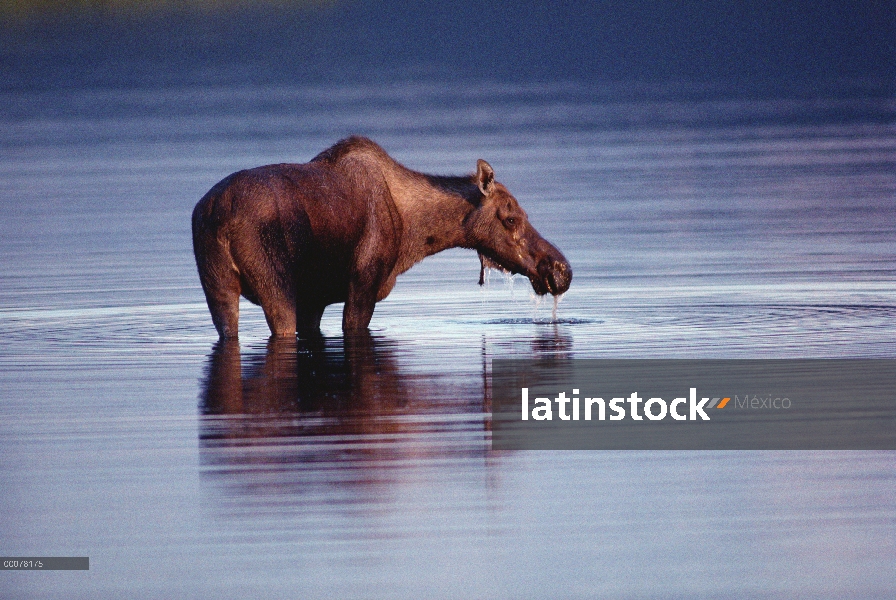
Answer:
192 137 571 338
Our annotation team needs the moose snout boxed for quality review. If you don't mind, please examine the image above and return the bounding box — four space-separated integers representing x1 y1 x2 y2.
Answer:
528 233 571 296
537 254 572 295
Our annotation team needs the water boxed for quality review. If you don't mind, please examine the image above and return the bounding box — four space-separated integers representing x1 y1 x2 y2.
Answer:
1 80 895 598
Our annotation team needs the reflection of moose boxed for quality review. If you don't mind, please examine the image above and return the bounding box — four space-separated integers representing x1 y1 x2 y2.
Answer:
199 327 572 439
198 334 492 505
197 331 572 502
192 137 571 338
199 334 486 436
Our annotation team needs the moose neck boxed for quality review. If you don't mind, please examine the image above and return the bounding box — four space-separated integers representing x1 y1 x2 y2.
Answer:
381 166 480 276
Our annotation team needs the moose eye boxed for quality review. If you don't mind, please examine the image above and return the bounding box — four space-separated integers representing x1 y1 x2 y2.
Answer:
505 217 517 227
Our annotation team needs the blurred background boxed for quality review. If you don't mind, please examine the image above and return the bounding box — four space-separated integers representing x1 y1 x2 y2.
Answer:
2 0 894 90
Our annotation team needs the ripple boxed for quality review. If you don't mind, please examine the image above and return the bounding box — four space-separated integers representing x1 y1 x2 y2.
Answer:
0 302 217 368
483 317 599 325
663 303 896 330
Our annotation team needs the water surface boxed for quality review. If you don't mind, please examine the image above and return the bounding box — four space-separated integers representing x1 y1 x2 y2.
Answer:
1 81 895 598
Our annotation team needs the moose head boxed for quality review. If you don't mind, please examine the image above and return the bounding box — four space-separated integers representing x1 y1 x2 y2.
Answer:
467 160 572 296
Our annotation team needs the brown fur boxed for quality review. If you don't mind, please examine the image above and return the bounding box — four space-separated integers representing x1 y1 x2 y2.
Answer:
192 136 571 338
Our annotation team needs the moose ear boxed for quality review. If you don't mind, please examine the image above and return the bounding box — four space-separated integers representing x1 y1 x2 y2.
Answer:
476 159 495 196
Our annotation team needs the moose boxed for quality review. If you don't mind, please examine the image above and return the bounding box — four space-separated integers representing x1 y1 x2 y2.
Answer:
192 137 571 338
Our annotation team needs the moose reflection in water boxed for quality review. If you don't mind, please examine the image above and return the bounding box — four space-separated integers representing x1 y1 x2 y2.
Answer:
199 334 487 420
199 335 485 450
199 328 574 423
196 327 572 501
197 333 492 502
199 328 573 421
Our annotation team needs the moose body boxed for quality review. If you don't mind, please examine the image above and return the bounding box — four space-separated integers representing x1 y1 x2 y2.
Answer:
192 137 571 338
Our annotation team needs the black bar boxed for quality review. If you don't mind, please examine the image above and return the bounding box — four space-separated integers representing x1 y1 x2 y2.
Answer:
1 557 89 570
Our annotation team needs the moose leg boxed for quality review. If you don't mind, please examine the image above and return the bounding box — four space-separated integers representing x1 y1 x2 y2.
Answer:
206 289 240 339
238 258 296 336
195 243 242 339
296 300 325 339
343 280 378 332
342 241 396 332
259 302 296 337
341 191 399 333
229 231 298 337
213 263 295 337
343 255 388 332
245 281 295 337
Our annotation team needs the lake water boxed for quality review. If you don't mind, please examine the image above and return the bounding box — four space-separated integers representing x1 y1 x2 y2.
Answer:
1 80 895 598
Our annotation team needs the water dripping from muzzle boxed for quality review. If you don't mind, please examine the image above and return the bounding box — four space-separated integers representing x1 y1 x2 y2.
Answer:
552 293 565 323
